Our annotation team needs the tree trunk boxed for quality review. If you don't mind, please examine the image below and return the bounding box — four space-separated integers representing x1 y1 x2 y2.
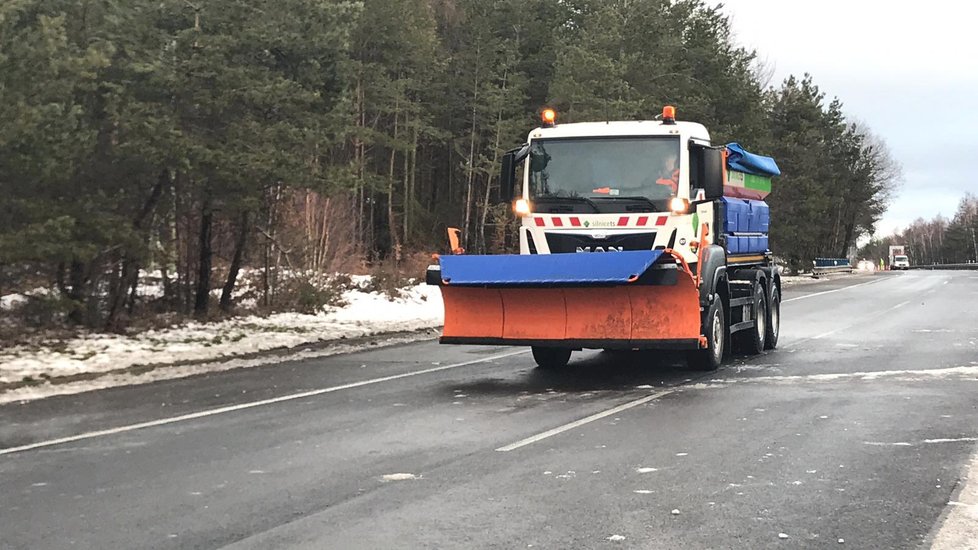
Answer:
402 118 413 246
67 260 87 325
388 100 402 262
462 48 481 250
55 262 68 295
106 170 167 328
479 69 508 253
220 211 250 312
354 76 366 255
194 195 213 317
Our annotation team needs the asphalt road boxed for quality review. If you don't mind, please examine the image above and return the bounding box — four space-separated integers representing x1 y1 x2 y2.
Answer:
2 270 977 549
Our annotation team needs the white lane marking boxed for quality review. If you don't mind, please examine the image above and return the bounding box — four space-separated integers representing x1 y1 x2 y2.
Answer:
781 277 885 303
685 365 978 390
863 437 978 447
0 350 529 456
808 300 911 341
930 449 978 549
381 473 418 481
495 390 675 452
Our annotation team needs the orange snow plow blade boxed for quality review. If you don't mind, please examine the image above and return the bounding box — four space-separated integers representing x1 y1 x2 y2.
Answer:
432 250 703 350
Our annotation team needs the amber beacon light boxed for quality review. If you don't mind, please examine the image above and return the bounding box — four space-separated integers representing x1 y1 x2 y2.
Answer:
541 108 557 127
662 105 676 124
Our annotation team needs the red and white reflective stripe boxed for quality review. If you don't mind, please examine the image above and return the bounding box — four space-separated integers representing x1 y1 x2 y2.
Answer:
531 215 670 227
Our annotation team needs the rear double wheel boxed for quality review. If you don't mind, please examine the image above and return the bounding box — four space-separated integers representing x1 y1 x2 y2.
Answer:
740 281 767 355
686 299 725 371
532 347 572 369
764 284 780 350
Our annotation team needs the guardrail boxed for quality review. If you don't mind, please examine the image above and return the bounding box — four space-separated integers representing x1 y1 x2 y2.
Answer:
812 257 853 275
906 263 978 270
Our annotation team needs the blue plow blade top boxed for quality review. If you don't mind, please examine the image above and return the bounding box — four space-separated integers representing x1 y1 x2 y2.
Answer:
438 249 665 286
725 142 781 177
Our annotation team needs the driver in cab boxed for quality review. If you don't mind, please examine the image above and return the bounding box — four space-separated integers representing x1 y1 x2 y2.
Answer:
654 150 680 194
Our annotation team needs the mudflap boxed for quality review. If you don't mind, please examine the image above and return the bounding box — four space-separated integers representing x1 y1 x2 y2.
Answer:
435 251 702 350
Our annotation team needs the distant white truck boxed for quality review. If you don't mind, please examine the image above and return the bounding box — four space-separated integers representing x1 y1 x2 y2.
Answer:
888 245 907 270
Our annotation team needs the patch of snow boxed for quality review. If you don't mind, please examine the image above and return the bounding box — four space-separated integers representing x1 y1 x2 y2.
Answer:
0 331 434 404
607 535 626 542
676 452 688 457
0 281 443 399
633 490 654 494
671 509 681 515
636 467 659 473
778 533 789 539
381 473 418 481
1 293 28 310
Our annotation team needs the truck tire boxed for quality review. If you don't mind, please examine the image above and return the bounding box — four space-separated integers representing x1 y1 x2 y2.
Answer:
532 347 571 369
741 281 767 355
764 285 780 350
686 299 725 371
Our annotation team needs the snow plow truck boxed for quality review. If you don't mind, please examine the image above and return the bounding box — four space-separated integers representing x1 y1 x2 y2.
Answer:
426 106 781 371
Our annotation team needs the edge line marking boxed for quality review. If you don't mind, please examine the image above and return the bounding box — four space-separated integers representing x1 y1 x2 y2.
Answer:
0 350 529 456
495 389 676 452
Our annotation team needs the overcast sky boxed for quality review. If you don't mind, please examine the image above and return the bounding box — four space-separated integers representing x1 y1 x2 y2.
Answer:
719 0 978 236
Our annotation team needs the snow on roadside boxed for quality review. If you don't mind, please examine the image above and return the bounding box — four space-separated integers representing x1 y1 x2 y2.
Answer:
0 283 443 388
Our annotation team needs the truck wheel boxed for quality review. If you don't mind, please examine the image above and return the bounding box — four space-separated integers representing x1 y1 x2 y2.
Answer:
532 347 571 369
742 281 767 355
686 299 725 371
764 285 780 350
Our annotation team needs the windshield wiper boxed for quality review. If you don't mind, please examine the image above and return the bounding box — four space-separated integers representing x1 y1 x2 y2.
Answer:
592 196 660 209
534 195 601 213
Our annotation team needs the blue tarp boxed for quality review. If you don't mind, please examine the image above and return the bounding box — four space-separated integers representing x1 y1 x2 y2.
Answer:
439 250 665 286
725 143 781 177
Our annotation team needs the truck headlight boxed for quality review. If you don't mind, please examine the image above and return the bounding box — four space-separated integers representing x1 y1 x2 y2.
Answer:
670 197 689 214
514 199 532 216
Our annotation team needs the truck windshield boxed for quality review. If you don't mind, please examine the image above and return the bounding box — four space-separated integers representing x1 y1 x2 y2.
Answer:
528 137 680 209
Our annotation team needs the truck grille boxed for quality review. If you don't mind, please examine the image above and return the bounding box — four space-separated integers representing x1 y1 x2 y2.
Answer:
544 232 656 254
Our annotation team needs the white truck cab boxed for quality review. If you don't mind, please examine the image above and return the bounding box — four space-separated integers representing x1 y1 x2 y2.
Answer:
503 108 717 265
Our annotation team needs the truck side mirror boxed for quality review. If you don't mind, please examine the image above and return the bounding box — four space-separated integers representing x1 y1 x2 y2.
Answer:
500 151 516 203
499 144 530 204
702 147 724 200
